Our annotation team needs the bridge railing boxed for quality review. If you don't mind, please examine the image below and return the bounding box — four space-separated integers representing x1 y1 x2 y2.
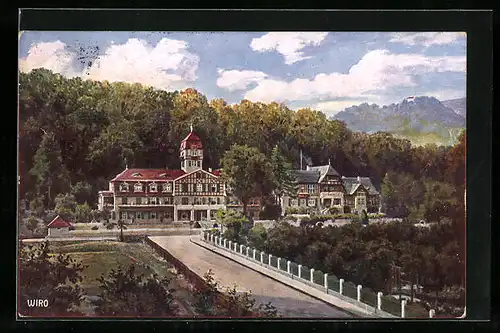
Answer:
201 231 435 319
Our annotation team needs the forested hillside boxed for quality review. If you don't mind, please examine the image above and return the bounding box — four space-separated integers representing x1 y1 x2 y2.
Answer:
19 69 465 214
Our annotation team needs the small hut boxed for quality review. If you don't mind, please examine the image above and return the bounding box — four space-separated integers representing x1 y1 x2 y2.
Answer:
46 215 72 237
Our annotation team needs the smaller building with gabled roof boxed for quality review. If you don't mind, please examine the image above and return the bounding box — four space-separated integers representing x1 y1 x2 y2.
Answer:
282 162 381 214
47 215 72 237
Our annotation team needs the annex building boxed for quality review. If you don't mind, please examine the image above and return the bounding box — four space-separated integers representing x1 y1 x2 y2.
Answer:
282 164 381 214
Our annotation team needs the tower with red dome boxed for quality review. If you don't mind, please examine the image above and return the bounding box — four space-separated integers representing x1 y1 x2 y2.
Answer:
179 124 203 173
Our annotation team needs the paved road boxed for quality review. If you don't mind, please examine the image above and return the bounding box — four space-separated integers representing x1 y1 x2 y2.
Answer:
149 235 352 318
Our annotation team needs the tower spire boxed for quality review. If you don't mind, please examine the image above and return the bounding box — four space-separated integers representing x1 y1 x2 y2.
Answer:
328 158 331 166
190 122 193 132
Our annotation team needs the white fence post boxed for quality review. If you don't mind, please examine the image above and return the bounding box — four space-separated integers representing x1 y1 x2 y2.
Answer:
253 249 256 260
234 242 237 251
214 236 218 245
357 285 362 302
240 244 243 253
223 239 226 247
246 247 250 256
339 279 344 295
268 254 272 266
401 299 407 318
310 268 315 283
287 260 291 274
277 258 281 270
298 265 302 278
260 252 264 263
324 273 328 290
229 240 232 249
210 234 213 242
377 292 383 311
429 309 435 318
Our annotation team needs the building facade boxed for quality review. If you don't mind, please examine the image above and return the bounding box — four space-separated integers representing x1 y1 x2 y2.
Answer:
281 164 381 214
98 128 260 223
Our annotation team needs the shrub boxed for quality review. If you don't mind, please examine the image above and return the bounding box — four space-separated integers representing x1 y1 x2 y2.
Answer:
91 226 99 230
106 223 115 230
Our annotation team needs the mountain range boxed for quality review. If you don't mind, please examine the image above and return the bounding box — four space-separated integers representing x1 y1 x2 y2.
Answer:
332 96 466 146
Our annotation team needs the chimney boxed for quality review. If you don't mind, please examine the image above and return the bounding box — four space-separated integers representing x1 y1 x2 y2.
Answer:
209 167 212 172
357 176 361 182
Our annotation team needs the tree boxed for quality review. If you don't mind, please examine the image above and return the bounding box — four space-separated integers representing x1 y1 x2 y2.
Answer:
221 145 275 217
25 215 39 237
270 145 298 212
29 132 70 207
215 210 248 243
19 241 86 316
194 269 220 316
247 223 267 249
70 181 93 205
74 203 92 223
92 264 177 316
28 195 46 217
54 193 77 222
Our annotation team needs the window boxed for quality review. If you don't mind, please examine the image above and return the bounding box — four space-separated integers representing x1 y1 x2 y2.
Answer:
211 184 217 192
333 198 341 205
132 173 142 178
197 161 201 167
144 212 149 220
308 184 315 193
149 197 157 205
121 211 127 220
134 183 143 192
120 183 129 192
308 198 316 207
122 197 128 205
299 199 306 206
149 183 158 192
135 198 141 205
164 197 172 204
150 212 156 219
291 199 298 206
141 197 147 205
202 197 207 204
210 197 217 205
162 183 172 192
181 197 189 205
196 183 203 192
194 197 201 205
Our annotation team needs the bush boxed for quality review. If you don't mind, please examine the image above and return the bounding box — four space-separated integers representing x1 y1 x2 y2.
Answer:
106 223 115 230
91 226 99 230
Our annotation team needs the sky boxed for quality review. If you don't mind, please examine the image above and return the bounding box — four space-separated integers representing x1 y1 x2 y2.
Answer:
18 31 466 117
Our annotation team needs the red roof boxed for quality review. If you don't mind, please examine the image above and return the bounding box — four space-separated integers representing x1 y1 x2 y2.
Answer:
111 168 186 182
180 130 203 150
47 215 72 228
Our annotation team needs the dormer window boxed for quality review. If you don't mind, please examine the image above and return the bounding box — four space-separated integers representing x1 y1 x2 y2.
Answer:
120 183 129 192
162 183 172 192
149 183 158 192
134 183 143 192
159 173 167 178
132 173 143 178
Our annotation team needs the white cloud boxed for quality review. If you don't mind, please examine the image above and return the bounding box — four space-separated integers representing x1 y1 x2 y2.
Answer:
420 89 465 101
19 40 79 77
235 49 465 103
389 32 466 47
19 38 200 90
250 32 328 65
216 69 268 91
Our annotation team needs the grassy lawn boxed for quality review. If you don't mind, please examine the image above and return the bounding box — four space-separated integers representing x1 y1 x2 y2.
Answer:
49 241 198 316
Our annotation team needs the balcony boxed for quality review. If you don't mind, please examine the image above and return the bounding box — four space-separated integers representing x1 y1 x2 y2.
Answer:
118 202 173 207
